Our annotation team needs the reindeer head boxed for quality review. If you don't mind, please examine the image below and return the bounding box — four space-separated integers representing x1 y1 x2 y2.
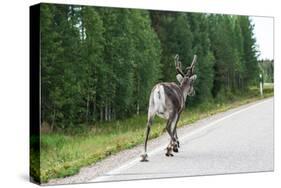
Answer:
175 54 197 97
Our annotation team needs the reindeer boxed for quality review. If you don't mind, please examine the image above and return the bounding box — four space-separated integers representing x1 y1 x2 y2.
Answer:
140 54 197 162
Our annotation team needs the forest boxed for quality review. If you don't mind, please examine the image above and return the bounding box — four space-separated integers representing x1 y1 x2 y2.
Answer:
40 3 269 130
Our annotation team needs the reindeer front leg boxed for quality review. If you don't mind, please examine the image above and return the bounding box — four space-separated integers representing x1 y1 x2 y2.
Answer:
165 114 178 156
175 131 180 149
172 114 181 152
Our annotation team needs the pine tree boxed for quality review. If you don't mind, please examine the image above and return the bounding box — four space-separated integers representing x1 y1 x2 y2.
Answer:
150 12 193 82
238 16 259 87
233 16 246 90
80 6 105 122
40 4 65 129
186 13 215 104
129 10 162 114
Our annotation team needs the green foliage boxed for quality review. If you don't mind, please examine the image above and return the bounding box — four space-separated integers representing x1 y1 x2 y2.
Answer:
208 15 261 97
258 59 274 83
40 4 265 128
238 16 259 86
40 5 161 126
150 12 193 82
186 14 215 104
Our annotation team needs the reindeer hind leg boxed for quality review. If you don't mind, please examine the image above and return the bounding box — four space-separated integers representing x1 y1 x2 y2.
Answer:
165 118 175 157
140 113 154 162
170 114 180 153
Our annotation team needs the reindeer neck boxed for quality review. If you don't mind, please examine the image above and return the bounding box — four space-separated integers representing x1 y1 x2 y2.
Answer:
179 84 189 102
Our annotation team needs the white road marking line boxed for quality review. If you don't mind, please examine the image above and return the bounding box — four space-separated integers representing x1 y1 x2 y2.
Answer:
92 98 272 182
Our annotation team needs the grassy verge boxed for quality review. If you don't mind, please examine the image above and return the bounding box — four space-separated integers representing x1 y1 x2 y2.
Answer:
32 86 273 183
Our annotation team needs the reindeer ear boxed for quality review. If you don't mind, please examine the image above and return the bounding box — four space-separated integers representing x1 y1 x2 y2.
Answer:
190 74 197 81
176 74 184 83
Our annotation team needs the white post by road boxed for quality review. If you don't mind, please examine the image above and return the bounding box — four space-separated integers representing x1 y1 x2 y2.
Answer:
259 74 263 97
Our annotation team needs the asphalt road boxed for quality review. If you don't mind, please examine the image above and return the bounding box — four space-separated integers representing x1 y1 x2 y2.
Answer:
92 98 274 183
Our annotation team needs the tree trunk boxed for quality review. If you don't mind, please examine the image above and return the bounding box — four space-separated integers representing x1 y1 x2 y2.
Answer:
105 102 108 121
93 102 96 121
86 93 90 122
137 102 140 115
227 71 230 90
51 109 56 132
109 104 112 121
100 107 103 121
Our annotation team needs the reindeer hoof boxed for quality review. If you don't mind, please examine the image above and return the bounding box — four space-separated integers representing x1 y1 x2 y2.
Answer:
165 152 174 157
140 154 149 162
177 141 180 148
173 147 178 153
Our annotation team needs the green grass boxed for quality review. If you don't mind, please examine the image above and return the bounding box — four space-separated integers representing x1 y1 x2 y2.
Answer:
31 85 273 183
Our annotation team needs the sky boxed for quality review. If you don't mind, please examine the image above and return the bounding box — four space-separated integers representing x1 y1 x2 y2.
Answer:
250 16 274 60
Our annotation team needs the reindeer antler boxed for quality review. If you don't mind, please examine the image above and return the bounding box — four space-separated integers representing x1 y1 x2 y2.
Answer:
175 54 184 77
185 55 197 76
